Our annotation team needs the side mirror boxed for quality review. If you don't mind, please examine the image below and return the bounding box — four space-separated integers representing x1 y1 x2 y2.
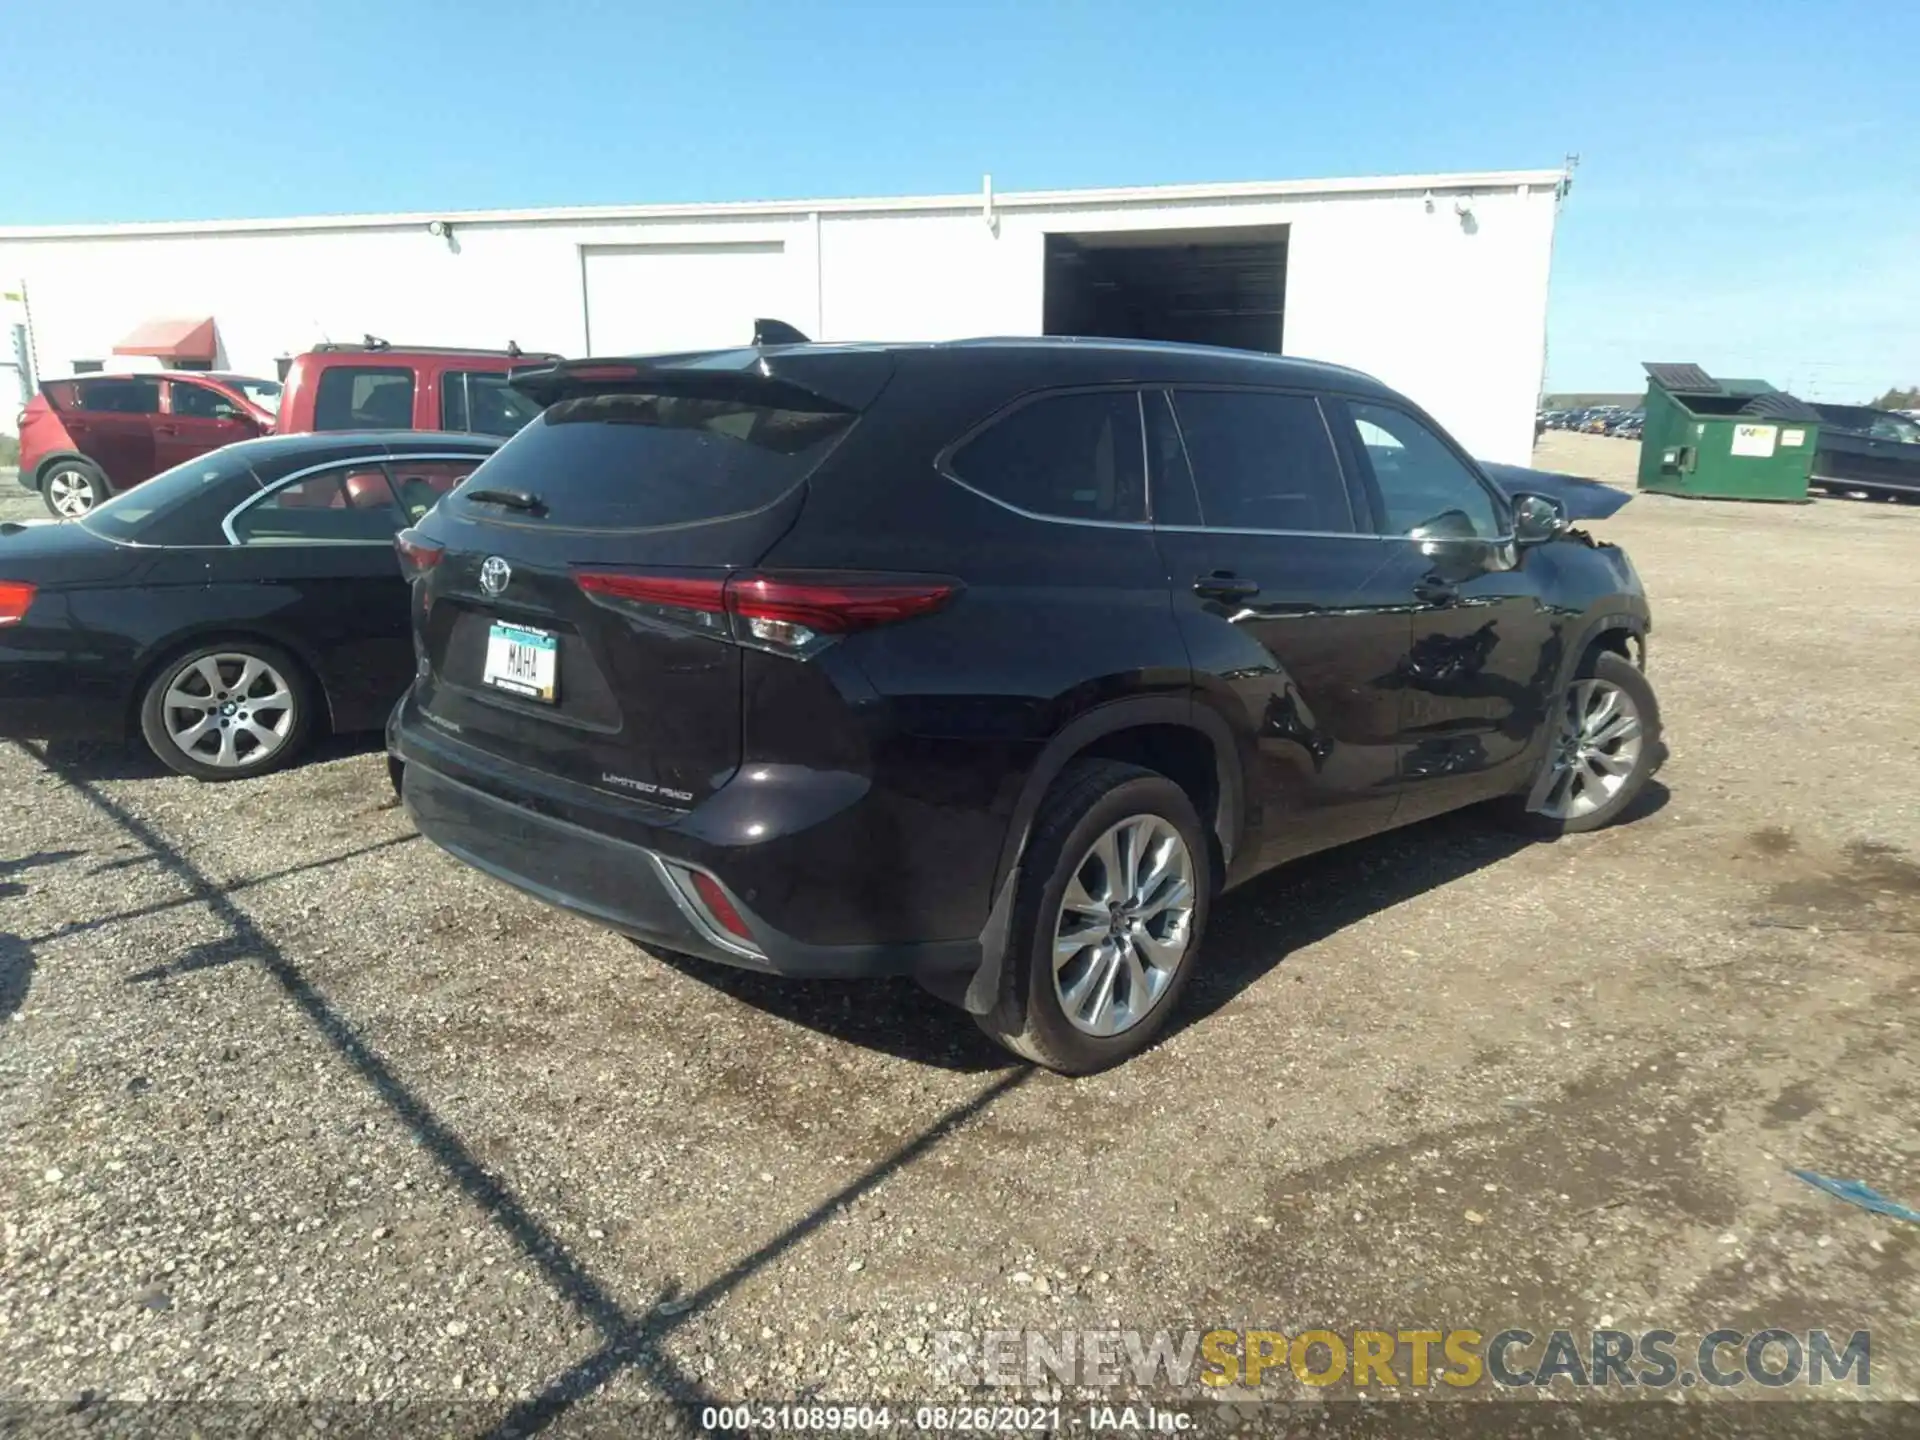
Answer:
1511 491 1569 546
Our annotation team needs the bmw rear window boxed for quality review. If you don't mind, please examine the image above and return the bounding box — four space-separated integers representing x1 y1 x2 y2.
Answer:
452 391 855 530
81 450 261 545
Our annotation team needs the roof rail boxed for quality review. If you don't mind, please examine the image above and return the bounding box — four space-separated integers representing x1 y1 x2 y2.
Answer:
306 340 560 358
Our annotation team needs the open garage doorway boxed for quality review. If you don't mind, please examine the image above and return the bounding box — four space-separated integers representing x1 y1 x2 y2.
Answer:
1043 226 1288 353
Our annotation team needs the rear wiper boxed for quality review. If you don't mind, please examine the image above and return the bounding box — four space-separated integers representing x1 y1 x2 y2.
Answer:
465 487 546 514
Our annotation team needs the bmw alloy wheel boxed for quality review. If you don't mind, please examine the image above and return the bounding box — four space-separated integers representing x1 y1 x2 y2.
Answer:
1052 815 1196 1037
159 653 299 770
1539 678 1644 820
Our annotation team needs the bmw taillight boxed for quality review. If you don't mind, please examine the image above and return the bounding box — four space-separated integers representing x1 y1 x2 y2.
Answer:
394 529 445 580
575 570 958 657
0 581 36 626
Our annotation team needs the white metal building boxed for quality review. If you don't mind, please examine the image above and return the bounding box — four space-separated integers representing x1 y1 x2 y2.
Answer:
0 168 1568 463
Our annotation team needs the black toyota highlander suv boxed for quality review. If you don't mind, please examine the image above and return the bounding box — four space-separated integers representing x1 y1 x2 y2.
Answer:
389 336 1661 1073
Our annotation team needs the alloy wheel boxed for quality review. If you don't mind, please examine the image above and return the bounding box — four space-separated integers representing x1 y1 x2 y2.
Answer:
46 468 99 517
1539 677 1644 820
160 654 298 770
1052 814 1196 1037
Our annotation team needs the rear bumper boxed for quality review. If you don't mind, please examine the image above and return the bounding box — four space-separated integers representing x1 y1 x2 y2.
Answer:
395 726 982 985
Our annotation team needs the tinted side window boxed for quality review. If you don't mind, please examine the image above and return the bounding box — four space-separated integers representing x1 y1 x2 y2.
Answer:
949 390 1146 524
442 371 544 437
232 465 405 544
171 381 245 419
77 378 160 414
1169 390 1353 533
313 367 415 430
1344 402 1502 540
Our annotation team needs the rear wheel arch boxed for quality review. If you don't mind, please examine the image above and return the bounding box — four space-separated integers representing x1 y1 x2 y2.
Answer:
33 450 101 487
961 696 1243 1017
125 627 338 741
994 698 1242 898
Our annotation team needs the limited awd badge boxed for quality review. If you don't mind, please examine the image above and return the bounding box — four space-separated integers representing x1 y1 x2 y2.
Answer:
479 556 512 597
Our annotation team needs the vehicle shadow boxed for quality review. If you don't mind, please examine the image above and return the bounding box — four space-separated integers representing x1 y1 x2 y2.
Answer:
35 729 387 784
1175 780 1672 1031
639 947 1017 1074
643 781 1670 1070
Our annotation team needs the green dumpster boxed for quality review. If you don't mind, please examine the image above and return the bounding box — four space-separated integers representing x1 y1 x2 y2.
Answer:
1636 362 1821 502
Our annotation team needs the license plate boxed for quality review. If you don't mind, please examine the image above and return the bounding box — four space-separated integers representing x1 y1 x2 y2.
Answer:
482 621 559 703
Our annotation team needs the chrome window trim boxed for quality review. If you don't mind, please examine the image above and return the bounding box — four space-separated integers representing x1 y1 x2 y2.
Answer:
1152 523 1391 541
934 385 1154 531
937 471 1154 532
220 450 486 545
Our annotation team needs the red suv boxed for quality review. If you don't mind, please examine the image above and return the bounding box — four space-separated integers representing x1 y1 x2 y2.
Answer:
275 340 559 439
18 372 281 518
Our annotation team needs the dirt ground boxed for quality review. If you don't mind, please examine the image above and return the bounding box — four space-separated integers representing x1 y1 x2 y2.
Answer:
2 432 1917 1429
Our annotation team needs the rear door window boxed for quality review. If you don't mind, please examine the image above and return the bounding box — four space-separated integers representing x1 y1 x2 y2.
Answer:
76 377 161 414
1168 389 1355 533
231 465 406 544
441 370 545 437
313 367 416 430
458 390 856 529
947 389 1147 524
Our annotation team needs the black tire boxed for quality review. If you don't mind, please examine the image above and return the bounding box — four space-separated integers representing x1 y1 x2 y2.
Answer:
138 640 316 782
40 458 110 519
975 759 1211 1075
1495 650 1663 837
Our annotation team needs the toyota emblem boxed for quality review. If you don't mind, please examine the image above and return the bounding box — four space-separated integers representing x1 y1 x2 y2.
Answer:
479 556 512 597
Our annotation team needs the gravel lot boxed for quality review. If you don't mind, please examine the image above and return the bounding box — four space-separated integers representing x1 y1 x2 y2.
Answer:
2 433 1917 1428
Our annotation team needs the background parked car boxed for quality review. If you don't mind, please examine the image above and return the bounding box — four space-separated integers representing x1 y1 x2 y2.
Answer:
276 339 560 440
0 430 496 779
17 371 279 518
1809 403 1920 500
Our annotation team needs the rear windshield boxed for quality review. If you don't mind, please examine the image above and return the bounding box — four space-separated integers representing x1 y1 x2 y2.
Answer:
80 449 260 545
453 390 854 529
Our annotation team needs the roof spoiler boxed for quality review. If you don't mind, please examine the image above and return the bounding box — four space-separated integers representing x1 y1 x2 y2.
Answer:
507 322 891 412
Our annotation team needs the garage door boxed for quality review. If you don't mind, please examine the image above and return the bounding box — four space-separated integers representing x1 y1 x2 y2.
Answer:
581 242 797 356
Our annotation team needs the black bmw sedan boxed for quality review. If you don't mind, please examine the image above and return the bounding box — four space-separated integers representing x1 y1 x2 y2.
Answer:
0 431 497 780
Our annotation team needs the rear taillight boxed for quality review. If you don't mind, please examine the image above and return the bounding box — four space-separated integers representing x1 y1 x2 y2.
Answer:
0 582 37 626
575 569 958 657
394 529 444 579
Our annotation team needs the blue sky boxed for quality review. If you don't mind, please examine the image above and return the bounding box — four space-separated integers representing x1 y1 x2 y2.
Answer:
4 0 1913 395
